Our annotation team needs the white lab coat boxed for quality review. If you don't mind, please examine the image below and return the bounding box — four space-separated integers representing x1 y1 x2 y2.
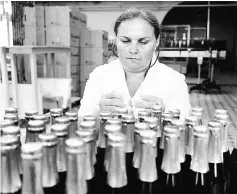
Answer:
78 56 191 121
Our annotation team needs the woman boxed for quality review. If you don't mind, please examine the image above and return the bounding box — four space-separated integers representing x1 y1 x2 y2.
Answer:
78 7 191 121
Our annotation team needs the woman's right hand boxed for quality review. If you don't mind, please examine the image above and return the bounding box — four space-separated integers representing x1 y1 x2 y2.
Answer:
99 91 126 112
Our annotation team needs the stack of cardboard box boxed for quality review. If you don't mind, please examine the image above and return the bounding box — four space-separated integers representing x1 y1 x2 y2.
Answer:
23 5 109 98
44 6 87 97
79 29 109 96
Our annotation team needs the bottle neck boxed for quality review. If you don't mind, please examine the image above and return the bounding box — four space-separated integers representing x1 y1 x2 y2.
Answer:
66 152 87 194
22 157 44 194
57 137 67 172
42 146 59 187
1 148 21 193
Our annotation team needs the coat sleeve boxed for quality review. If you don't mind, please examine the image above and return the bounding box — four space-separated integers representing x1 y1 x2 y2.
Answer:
164 74 191 121
78 67 102 119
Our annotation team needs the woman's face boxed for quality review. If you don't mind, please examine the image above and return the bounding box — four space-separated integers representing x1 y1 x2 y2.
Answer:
116 18 158 73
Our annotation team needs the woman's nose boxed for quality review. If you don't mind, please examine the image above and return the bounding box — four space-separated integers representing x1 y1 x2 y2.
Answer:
129 43 139 54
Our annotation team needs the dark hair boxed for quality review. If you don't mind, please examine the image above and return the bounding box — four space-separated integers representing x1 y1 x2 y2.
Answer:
114 7 160 39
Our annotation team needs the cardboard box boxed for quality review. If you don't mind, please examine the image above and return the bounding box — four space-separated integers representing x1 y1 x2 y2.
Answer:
80 29 108 48
80 47 106 66
45 6 87 28
46 26 80 46
54 52 79 67
23 6 45 26
24 27 45 45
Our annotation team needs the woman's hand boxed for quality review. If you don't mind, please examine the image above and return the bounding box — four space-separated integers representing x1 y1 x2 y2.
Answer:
99 91 126 112
134 94 165 111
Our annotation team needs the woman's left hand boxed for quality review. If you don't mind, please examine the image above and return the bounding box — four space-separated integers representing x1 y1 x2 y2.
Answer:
134 94 165 111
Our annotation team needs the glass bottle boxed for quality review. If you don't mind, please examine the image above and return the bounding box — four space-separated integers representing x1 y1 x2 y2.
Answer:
214 112 230 193
1 135 21 194
65 111 78 138
139 130 158 194
51 123 68 194
104 123 122 172
76 130 96 194
50 108 63 126
107 132 128 194
79 120 101 193
171 119 186 193
65 137 87 194
133 123 150 169
25 120 45 143
190 125 210 194
161 125 181 194
21 142 44 194
2 126 22 176
208 120 225 194
38 133 59 194
184 116 199 192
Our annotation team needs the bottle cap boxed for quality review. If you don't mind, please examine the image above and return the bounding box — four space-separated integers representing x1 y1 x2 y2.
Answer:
134 122 150 132
4 114 18 122
5 107 17 114
208 120 222 130
55 116 70 125
0 134 18 147
28 120 45 132
80 121 96 130
25 110 38 119
214 114 229 122
191 106 204 114
162 112 174 121
51 124 68 137
144 117 159 127
38 133 58 147
152 105 163 113
83 115 96 122
168 109 180 117
139 130 157 145
185 116 198 125
106 118 122 126
65 137 85 154
214 109 228 116
65 111 78 121
163 125 180 137
190 111 203 118
104 124 121 135
76 130 95 142
50 108 63 116
0 120 15 128
171 119 185 131
193 125 209 137
138 111 151 118
121 113 135 123
21 142 43 159
100 111 113 120
32 114 48 123
108 132 126 144
2 126 20 136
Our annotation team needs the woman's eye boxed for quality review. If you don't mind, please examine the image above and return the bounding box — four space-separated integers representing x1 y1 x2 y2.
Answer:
121 40 130 43
139 41 148 45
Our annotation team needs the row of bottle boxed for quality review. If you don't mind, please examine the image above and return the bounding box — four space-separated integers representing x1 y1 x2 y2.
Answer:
1 106 237 194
